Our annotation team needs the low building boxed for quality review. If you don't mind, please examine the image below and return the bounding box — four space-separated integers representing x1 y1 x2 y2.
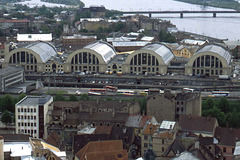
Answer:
15 95 53 138
214 127 240 160
61 34 97 51
0 19 30 30
74 140 128 160
179 115 218 137
147 89 202 123
16 33 53 43
152 121 178 158
0 66 24 92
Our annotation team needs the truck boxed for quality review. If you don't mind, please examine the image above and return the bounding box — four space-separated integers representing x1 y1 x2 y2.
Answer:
218 75 230 80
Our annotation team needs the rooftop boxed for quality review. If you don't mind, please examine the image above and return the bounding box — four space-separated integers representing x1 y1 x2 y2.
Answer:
0 66 23 77
141 43 174 64
84 41 117 63
17 33 52 42
16 95 52 106
179 115 218 134
214 127 240 146
160 120 176 130
196 44 231 65
24 41 58 63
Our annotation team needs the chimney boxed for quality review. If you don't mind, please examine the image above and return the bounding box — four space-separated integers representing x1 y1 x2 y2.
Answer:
195 141 199 150
0 136 4 160
90 107 92 116
112 108 115 118
119 100 122 103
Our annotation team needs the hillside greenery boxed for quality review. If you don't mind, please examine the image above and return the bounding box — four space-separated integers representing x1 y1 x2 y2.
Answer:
176 0 240 11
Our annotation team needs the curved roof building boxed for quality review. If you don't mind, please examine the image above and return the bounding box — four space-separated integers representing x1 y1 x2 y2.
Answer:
65 41 117 73
185 44 232 76
3 41 58 72
123 43 174 74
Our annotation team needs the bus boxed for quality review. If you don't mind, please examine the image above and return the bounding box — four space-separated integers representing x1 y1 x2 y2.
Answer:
212 91 229 97
117 89 135 96
104 86 118 92
183 88 195 92
88 88 107 95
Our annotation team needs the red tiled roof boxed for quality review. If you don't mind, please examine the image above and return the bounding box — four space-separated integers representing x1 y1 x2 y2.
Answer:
75 140 128 160
142 123 159 135
95 126 112 135
45 131 60 148
179 115 218 133
0 19 30 23
215 127 240 146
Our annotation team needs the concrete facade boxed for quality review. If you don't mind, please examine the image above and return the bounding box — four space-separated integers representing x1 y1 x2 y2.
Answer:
147 90 201 123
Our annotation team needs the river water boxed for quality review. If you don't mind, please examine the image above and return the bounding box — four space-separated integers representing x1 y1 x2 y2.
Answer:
17 0 240 40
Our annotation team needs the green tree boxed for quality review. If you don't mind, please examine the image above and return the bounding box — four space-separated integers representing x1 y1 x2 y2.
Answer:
54 93 66 101
69 95 78 101
1 110 12 126
0 94 15 113
202 106 226 127
217 97 230 113
159 30 176 43
206 97 214 109
228 108 240 128
79 94 89 100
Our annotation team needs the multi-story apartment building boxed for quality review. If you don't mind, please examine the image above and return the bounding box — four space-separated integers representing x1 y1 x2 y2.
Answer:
15 95 53 139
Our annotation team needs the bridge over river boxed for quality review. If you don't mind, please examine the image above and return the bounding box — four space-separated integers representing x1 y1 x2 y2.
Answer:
122 10 240 18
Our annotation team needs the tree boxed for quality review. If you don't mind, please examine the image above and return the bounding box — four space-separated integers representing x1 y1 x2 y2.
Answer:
202 106 226 127
69 95 78 101
228 108 240 128
217 97 229 113
1 110 12 126
79 94 89 100
54 93 66 101
0 94 15 113
205 97 214 109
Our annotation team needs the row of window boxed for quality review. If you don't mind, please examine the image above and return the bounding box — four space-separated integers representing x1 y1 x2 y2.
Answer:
19 129 37 134
18 115 37 120
18 122 37 127
18 108 36 113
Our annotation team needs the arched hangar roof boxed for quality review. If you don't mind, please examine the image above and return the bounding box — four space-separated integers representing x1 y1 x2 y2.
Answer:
84 41 117 63
196 44 231 65
24 41 58 63
140 43 174 64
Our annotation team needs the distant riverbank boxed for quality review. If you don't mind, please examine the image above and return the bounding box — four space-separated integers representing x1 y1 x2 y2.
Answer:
175 0 240 11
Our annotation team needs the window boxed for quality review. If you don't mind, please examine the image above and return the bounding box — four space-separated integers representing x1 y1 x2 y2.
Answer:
24 108 26 112
27 108 30 112
21 115 23 119
18 122 20 126
34 130 37 133
144 143 148 148
34 116 36 120
34 109 36 112
18 108 20 112
21 108 23 112
24 116 26 119
162 139 164 144
31 109 33 112
162 147 164 152
232 148 235 154
34 123 36 127
31 116 33 120
144 136 148 140
18 115 20 119
223 147 226 152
